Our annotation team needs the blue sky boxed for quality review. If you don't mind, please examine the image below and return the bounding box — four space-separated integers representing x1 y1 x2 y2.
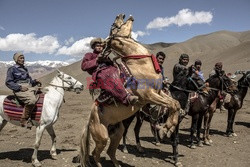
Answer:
0 0 249 62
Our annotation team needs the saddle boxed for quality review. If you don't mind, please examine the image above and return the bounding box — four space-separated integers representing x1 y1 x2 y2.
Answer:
90 62 138 106
3 94 45 122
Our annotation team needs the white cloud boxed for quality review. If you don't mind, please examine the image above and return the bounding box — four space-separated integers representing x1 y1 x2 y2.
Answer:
57 37 94 56
0 26 5 31
0 33 60 54
131 31 149 40
64 37 75 45
146 8 213 30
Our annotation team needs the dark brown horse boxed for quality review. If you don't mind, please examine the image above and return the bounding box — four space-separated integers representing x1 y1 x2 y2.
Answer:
224 70 250 136
121 104 167 153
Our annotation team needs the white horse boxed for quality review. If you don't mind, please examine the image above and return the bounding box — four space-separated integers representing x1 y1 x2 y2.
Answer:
0 70 83 167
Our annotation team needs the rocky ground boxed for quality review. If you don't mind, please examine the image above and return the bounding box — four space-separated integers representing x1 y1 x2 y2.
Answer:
0 89 249 167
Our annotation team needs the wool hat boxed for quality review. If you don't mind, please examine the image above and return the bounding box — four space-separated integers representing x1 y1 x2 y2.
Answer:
90 38 105 49
13 52 24 62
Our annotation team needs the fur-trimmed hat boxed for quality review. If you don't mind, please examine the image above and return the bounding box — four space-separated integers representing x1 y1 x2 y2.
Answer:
90 38 105 49
13 52 24 62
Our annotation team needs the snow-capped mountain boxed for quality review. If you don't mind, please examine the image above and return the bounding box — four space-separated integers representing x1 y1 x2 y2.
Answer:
0 60 69 68
0 60 70 89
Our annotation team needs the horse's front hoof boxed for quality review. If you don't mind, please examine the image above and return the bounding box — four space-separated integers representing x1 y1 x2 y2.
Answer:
175 161 183 167
136 145 145 153
204 140 211 145
32 160 42 167
154 142 161 146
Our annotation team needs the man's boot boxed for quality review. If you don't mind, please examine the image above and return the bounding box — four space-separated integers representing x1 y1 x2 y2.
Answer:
20 105 34 129
127 95 139 105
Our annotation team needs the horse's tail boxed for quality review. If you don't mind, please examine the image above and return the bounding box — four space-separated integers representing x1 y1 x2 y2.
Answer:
79 103 100 167
79 113 91 167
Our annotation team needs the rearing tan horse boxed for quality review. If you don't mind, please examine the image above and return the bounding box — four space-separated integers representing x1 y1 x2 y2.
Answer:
79 14 181 167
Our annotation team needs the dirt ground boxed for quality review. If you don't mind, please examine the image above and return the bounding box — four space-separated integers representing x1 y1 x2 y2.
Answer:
0 89 249 167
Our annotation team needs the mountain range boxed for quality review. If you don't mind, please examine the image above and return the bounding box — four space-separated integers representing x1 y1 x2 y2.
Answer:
0 61 69 90
1 30 250 91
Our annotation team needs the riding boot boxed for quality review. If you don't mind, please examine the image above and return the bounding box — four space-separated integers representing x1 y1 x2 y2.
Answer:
127 95 139 105
20 104 34 129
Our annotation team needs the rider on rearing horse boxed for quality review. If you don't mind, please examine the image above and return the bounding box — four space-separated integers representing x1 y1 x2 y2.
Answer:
81 38 139 106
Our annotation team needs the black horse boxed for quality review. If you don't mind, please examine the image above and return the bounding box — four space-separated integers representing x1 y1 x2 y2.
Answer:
188 72 237 148
121 84 170 153
224 71 250 136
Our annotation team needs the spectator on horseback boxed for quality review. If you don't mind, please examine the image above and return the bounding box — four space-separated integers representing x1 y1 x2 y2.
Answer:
5 53 41 128
170 53 190 109
209 62 225 77
156 51 169 90
172 53 190 89
81 37 138 106
189 59 208 88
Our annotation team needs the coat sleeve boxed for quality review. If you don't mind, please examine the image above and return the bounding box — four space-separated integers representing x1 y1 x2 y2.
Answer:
81 53 98 72
5 67 21 92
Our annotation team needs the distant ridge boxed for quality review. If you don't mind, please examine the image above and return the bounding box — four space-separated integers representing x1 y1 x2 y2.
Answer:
1 30 250 91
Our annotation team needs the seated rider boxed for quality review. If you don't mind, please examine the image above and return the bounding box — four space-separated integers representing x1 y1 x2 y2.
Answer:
172 53 190 89
189 59 207 89
81 38 138 106
170 53 190 109
5 53 41 128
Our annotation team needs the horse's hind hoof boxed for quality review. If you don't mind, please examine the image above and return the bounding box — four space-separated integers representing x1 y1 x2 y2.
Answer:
122 148 128 154
198 141 204 147
190 144 196 149
232 133 237 137
175 161 183 167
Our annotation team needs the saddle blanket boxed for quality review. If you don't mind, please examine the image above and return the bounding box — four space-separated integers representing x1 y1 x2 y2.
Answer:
3 94 45 122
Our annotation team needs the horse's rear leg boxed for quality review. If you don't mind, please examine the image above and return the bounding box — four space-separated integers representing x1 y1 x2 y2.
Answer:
91 123 109 167
46 125 57 159
0 117 7 132
134 113 144 153
107 122 124 167
122 114 136 153
32 124 46 167
171 123 182 167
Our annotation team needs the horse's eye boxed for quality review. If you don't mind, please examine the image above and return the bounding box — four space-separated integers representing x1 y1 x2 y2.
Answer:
67 77 72 79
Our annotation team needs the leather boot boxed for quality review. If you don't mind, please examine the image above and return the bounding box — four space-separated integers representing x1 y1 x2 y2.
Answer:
127 95 139 105
20 105 34 129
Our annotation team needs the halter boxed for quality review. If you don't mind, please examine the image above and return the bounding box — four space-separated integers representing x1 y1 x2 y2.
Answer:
102 20 137 58
49 73 78 91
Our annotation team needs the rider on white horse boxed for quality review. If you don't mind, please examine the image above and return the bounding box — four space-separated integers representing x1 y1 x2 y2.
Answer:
5 53 41 128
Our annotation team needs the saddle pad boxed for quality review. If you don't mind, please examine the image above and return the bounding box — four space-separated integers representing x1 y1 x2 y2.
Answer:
3 94 45 122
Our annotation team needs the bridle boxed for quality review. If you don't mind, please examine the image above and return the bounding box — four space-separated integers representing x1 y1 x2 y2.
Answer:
49 73 78 91
101 19 137 59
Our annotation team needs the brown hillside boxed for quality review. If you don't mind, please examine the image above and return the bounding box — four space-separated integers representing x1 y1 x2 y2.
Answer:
1 30 250 91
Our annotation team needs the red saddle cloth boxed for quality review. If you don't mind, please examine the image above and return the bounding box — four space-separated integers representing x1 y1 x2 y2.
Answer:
3 94 45 122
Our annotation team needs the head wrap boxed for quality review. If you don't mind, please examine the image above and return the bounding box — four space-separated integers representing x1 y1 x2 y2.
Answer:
13 52 24 62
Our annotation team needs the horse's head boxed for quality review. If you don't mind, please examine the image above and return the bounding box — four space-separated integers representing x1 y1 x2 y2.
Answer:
55 70 84 94
207 73 237 93
109 13 134 38
236 70 250 88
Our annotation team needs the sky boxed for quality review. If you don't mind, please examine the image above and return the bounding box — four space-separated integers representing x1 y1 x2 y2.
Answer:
0 0 250 62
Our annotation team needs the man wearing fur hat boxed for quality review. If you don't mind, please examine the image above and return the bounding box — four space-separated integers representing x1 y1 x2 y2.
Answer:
5 53 41 128
170 53 190 110
81 38 138 106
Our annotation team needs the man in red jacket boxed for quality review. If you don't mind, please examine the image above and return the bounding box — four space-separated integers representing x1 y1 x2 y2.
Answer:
81 38 138 106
